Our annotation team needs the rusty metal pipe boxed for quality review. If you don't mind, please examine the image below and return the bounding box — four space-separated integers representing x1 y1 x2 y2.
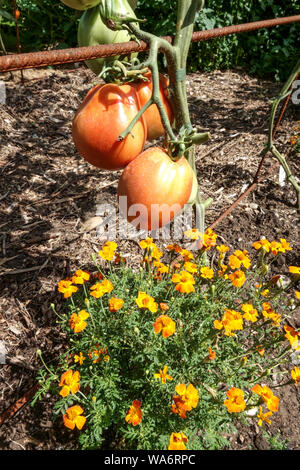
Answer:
1 15 300 72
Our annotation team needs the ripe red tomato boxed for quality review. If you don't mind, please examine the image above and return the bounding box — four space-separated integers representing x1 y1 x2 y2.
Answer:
72 83 147 170
131 71 174 141
117 147 193 230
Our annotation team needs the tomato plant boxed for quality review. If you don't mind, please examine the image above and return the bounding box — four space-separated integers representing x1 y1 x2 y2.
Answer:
131 71 174 141
117 146 193 230
72 83 147 170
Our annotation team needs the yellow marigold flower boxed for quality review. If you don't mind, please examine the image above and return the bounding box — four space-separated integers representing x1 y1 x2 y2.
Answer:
135 291 158 313
57 280 78 299
284 325 300 351
279 238 292 253
98 241 118 261
251 384 279 412
203 229 218 250
260 289 271 297
217 244 229 254
228 270 246 288
90 279 114 298
241 303 258 323
183 261 197 274
262 302 281 327
172 270 195 293
139 237 155 250
224 387 246 413
153 261 169 275
269 241 281 256
214 309 244 336
233 250 251 269
151 246 163 261
200 266 214 279
71 269 90 285
154 365 173 384
184 228 202 240
289 266 300 277
108 297 124 312
173 383 199 413
69 310 90 333
228 255 242 270
125 400 142 426
179 249 194 261
63 405 86 431
295 291 300 300
291 366 300 384
74 352 86 366
257 406 273 427
59 370 80 397
168 432 188 451
253 239 271 252
153 315 176 338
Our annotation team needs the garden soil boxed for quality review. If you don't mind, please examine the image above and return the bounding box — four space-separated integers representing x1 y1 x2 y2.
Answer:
0 65 299 450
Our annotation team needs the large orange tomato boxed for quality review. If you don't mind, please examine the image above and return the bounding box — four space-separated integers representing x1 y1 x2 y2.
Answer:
131 71 174 141
117 147 193 231
72 83 147 170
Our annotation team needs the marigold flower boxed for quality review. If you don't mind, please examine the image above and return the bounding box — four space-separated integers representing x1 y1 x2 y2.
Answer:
153 261 169 276
214 309 243 336
217 244 229 254
295 291 300 300
228 255 242 270
224 387 246 413
57 280 78 299
218 264 228 277
208 347 216 360
179 249 194 261
166 243 182 253
63 405 86 431
90 279 114 298
88 344 107 363
183 261 197 274
135 291 158 313
172 270 195 293
151 246 163 261
251 384 279 412
173 383 199 414
108 297 124 312
74 352 86 366
233 250 251 269
228 270 246 288
98 241 118 261
69 310 89 333
241 303 258 323
203 229 218 250
200 266 214 279
262 302 281 327
154 365 173 384
71 269 90 285
59 370 80 397
284 325 300 351
253 239 271 252
256 345 265 356
289 266 300 277
153 315 176 338
139 237 156 250
257 406 273 426
125 400 142 426
184 228 202 240
160 302 169 311
279 238 292 253
291 366 300 384
168 432 188 451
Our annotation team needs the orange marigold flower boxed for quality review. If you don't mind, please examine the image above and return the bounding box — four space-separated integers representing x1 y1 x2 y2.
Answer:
218 264 228 277
262 302 281 327
269 241 281 256
251 384 279 412
214 309 243 336
224 387 246 413
228 270 246 288
228 255 242 270
253 239 271 252
168 432 188 451
88 344 107 363
160 302 169 311
291 366 300 384
63 405 86 430
135 291 158 313
153 315 175 338
154 365 173 384
69 310 90 333
241 303 258 323
108 297 124 312
173 383 199 414
284 325 300 351
125 400 142 426
166 243 182 253
172 270 195 293
74 352 86 366
59 370 80 397
184 228 203 240
179 249 194 261
200 266 214 279
153 261 169 275
256 345 265 356
233 250 251 269
183 261 197 274
208 347 216 360
71 269 90 285
90 279 114 298
257 406 273 427
203 229 218 250
57 280 78 299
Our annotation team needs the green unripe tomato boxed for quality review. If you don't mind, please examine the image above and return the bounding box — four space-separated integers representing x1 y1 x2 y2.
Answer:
60 0 101 10
78 1 138 75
